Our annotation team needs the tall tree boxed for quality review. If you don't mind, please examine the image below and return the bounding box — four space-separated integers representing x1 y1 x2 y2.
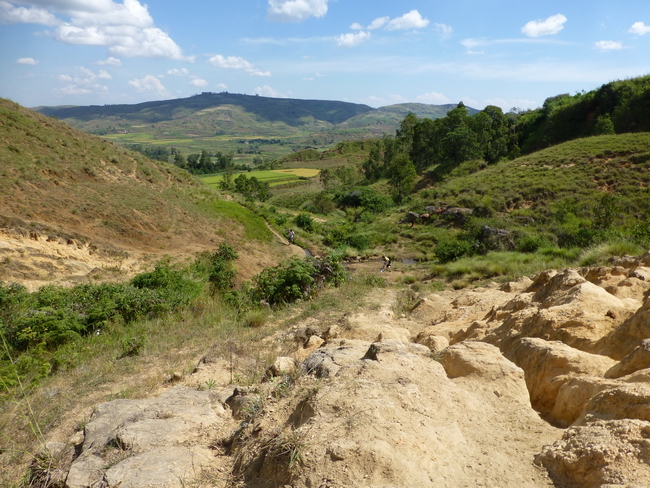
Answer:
386 153 417 203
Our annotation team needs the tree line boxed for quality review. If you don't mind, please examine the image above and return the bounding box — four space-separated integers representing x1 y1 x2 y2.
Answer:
126 145 241 175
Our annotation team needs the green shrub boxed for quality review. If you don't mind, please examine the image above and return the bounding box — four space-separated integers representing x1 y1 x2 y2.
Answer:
515 235 548 253
434 239 474 263
253 256 317 305
295 213 315 232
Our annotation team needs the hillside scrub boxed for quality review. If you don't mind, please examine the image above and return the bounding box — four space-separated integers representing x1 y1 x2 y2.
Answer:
0 251 347 394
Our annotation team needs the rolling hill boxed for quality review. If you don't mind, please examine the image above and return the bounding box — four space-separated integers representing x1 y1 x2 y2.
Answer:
32 93 475 150
0 98 300 289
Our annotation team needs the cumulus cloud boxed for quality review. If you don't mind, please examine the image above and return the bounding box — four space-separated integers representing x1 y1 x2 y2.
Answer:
255 85 283 97
167 67 190 76
337 30 370 47
0 1 60 25
521 13 566 37
190 77 207 87
16 57 38 65
97 56 121 66
0 0 188 60
208 54 270 76
215 82 227 91
267 0 328 22
417 91 451 104
54 65 111 95
386 10 429 31
128 74 169 96
629 22 650 35
368 16 389 30
595 40 623 51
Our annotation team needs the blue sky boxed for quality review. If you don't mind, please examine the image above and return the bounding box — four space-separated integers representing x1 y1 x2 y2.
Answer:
2 0 650 111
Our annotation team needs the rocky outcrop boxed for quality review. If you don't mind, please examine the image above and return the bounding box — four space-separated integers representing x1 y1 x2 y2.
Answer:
49 252 650 488
64 386 236 488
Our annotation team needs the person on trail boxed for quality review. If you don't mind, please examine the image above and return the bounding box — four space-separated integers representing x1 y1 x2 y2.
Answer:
381 255 392 272
288 229 295 245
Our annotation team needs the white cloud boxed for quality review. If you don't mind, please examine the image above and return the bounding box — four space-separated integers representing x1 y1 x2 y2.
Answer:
350 22 362 30
385 10 429 31
167 67 190 76
1 0 189 60
215 83 227 91
208 54 270 76
337 30 370 47
521 13 567 37
54 65 110 95
267 0 328 22
417 91 451 104
434 23 452 38
368 16 389 30
190 77 207 87
255 85 283 97
97 56 121 66
629 22 650 35
595 40 623 51
128 74 169 96
0 1 60 25
16 57 38 65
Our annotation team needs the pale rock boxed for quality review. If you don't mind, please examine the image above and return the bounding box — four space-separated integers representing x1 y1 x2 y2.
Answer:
504 337 616 416
536 419 650 488
105 446 214 488
599 296 650 359
578 383 650 424
551 376 621 427
301 339 370 378
604 338 650 379
266 356 297 378
415 334 449 354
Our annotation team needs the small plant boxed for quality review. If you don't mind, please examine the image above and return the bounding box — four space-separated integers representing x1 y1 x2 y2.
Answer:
264 427 307 472
119 335 145 358
205 378 218 390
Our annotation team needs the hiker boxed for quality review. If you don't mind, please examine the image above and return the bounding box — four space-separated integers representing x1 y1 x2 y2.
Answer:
381 255 392 272
288 229 295 245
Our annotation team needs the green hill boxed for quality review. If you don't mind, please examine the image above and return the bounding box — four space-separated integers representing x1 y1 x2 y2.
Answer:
32 94 477 161
0 98 299 284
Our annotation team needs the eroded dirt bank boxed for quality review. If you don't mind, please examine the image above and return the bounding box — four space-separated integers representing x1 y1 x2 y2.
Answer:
30 252 650 487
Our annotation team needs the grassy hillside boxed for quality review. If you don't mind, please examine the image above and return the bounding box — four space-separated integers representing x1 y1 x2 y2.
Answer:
0 98 295 286
33 94 475 164
35 92 374 126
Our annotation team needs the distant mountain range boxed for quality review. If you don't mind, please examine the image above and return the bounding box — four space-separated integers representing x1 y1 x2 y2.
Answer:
33 92 478 141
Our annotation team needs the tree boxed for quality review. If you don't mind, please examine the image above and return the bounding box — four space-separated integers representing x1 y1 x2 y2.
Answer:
173 152 187 169
593 114 615 135
386 153 417 203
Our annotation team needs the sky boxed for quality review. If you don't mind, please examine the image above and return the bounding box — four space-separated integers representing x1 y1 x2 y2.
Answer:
1 0 650 111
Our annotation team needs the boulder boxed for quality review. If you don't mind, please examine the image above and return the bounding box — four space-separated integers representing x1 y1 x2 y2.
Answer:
302 339 370 378
66 386 230 488
414 334 449 354
104 446 214 488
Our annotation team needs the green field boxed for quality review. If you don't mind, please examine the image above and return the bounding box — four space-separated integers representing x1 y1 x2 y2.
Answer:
200 168 320 189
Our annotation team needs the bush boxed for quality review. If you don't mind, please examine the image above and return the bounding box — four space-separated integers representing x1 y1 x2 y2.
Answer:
434 239 474 263
251 255 347 306
253 256 317 305
295 213 315 232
